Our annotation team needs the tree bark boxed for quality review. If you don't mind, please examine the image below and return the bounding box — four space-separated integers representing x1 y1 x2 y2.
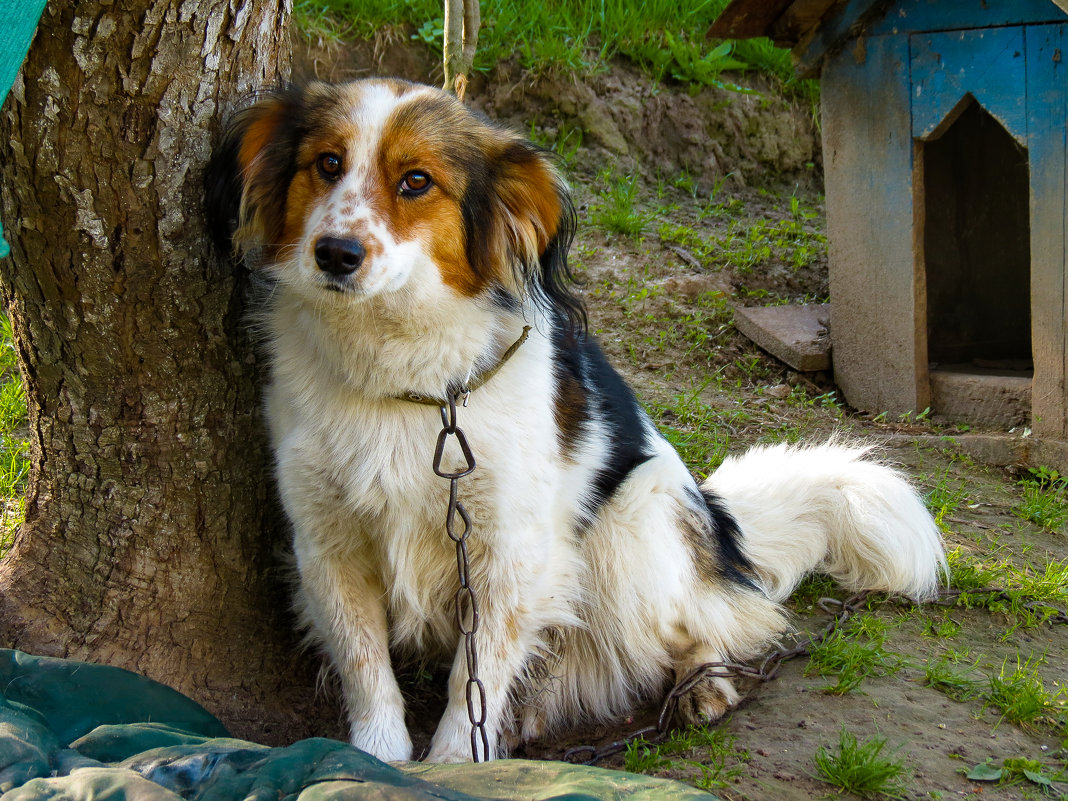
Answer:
0 0 343 744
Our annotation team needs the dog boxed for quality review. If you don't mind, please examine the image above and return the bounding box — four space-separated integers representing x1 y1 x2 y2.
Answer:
206 78 946 764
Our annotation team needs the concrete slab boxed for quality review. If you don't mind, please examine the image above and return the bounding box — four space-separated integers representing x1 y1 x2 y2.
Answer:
877 432 1068 475
733 303 831 372
929 366 1032 428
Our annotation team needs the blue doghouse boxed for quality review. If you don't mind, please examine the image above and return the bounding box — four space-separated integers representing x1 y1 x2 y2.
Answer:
713 0 1068 462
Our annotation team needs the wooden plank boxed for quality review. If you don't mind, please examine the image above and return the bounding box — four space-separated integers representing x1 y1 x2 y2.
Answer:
1026 22 1068 439
771 0 840 43
910 27 1027 144
867 0 1066 36
793 0 889 76
707 0 796 39
822 34 925 414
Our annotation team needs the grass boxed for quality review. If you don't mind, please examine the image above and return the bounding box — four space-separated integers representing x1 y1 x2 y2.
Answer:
713 214 827 274
813 728 909 799
924 468 969 531
660 194 829 286
528 119 585 167
651 382 742 478
923 653 984 702
1014 466 1068 532
945 547 1068 634
590 172 657 236
294 0 818 98
805 613 905 695
967 757 1067 794
0 315 28 558
624 724 749 791
788 573 838 612
986 657 1066 730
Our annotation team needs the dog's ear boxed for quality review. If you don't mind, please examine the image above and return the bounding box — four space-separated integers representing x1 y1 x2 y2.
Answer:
466 140 586 332
204 90 298 258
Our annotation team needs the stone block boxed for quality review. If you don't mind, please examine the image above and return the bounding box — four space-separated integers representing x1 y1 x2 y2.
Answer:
733 303 831 372
929 367 1031 428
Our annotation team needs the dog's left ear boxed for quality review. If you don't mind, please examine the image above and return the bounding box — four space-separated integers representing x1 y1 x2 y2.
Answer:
468 140 585 331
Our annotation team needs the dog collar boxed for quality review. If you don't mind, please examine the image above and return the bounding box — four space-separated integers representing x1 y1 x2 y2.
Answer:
396 325 532 407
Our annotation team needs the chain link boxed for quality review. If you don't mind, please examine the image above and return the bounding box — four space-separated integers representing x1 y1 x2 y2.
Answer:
564 586 1068 765
433 393 490 762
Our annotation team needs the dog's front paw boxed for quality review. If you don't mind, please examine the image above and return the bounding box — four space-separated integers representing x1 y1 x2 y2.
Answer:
350 715 413 763
675 674 740 725
424 744 473 764
426 717 497 763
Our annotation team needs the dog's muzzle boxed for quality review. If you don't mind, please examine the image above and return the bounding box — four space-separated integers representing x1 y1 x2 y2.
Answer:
314 236 366 278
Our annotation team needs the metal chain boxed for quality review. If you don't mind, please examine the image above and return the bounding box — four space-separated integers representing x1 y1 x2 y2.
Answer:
432 393 490 762
564 586 1068 765
563 592 873 765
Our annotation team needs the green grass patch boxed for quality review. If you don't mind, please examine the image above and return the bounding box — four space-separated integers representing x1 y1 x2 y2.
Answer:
986 657 1066 730
805 613 904 695
788 573 838 613
967 757 1066 794
590 172 657 236
624 724 749 790
1014 466 1068 533
651 382 744 478
294 0 817 96
712 209 826 275
923 653 984 702
924 468 968 531
0 315 28 558
946 548 1068 634
813 728 909 799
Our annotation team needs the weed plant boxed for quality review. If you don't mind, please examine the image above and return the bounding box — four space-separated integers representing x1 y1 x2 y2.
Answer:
294 0 817 98
806 614 904 695
1014 466 1068 532
651 382 743 477
967 757 1067 794
0 315 28 557
528 120 584 166
986 657 1066 730
813 728 908 799
788 573 838 612
624 725 748 790
591 173 657 236
923 654 984 702
924 468 968 531
946 548 1068 634
714 214 826 274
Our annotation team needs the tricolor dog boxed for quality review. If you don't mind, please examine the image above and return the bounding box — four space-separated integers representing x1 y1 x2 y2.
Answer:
207 78 946 763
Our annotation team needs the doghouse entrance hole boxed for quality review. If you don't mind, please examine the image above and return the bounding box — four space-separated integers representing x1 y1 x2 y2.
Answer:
923 97 1032 373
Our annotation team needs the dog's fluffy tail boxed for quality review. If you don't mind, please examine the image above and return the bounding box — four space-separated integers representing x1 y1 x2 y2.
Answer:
702 441 946 603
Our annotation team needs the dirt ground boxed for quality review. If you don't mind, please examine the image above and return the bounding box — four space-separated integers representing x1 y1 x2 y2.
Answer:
301 34 1067 799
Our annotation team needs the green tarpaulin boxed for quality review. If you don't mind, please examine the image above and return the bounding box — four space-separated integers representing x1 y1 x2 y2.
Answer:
0 650 714 800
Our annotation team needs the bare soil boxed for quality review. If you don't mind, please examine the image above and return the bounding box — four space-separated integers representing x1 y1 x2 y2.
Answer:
300 34 1067 799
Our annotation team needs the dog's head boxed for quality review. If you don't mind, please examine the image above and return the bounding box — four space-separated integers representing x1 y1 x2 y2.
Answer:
206 79 583 330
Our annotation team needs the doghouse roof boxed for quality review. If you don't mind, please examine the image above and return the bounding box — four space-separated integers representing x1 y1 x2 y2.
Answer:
709 0 1068 76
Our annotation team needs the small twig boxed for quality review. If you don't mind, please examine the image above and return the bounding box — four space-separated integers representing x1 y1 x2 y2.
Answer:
944 517 996 530
664 243 701 270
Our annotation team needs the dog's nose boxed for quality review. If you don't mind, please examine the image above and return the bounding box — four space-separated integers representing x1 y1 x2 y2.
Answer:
314 237 366 276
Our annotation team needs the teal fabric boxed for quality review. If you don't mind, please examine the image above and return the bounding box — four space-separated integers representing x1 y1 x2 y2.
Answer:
0 649 716 800
0 0 47 258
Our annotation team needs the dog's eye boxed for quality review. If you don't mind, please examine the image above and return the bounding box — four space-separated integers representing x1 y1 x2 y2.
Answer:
317 153 343 181
399 171 432 196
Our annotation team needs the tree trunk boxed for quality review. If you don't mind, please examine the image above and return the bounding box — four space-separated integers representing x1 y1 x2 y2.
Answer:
0 0 343 745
